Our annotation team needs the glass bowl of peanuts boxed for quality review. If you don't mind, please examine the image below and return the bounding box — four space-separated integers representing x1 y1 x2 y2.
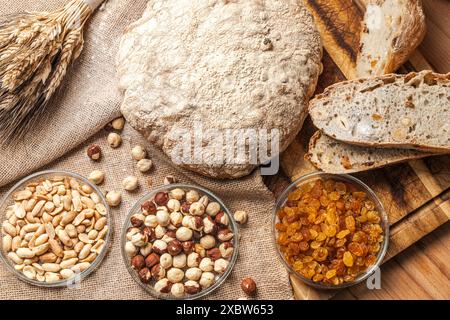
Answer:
0 170 111 287
121 184 239 300
273 172 389 289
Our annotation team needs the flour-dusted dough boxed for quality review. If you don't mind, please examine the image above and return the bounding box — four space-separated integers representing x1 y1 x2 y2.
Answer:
117 0 322 178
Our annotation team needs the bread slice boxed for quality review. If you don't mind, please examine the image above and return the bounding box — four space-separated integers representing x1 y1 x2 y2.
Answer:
306 131 432 173
309 71 450 152
356 0 426 77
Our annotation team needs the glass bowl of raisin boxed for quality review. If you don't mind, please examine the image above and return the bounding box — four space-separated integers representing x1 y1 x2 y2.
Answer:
273 172 389 289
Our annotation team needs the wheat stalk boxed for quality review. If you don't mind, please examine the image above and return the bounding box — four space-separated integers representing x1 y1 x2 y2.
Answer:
0 0 104 143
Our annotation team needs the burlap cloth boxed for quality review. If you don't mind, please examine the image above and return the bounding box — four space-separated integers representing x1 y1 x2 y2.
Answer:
0 0 293 300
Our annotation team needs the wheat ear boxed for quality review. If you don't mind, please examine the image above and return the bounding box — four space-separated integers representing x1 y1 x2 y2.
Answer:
0 0 104 143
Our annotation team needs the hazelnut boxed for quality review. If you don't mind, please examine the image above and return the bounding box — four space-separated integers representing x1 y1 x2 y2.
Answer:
131 232 147 247
198 195 209 207
144 215 158 228
171 283 185 298
203 216 217 235
199 272 215 289
182 215 192 228
145 253 160 268
151 264 166 281
188 216 204 231
107 132 122 148
131 145 147 161
140 243 153 257
234 210 248 224
167 240 183 256
172 253 187 268
214 258 229 274
205 202 221 217
167 199 181 212
217 229 234 242
160 253 173 269
169 211 183 227
181 202 191 214
152 240 168 255
106 191 121 207
122 176 139 191
88 170 105 185
200 235 216 250
163 175 178 185
154 192 169 206
184 280 201 295
154 278 172 294
111 117 125 130
143 226 156 242
241 277 257 296
154 225 166 239
126 227 140 241
176 227 193 242
131 255 145 270
215 212 229 227
195 243 206 257
186 190 200 203
169 188 185 200
189 202 205 216
186 253 201 270
199 257 214 272
156 210 170 227
161 234 175 244
130 214 144 227
141 201 157 214
138 267 152 283
167 268 184 283
125 241 137 257
206 248 221 261
165 230 177 239
182 241 195 254
185 267 202 281
137 159 153 173
87 144 102 161
219 242 234 259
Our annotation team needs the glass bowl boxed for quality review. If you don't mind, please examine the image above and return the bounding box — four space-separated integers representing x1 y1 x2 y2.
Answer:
121 184 239 300
273 172 389 290
0 170 112 288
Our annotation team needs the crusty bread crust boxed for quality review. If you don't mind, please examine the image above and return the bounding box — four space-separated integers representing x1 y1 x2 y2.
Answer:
306 131 434 174
356 0 426 77
309 71 450 152
383 0 426 74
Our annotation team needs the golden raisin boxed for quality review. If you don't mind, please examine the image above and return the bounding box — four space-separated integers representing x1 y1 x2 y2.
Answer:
343 251 354 267
277 178 383 286
325 269 336 279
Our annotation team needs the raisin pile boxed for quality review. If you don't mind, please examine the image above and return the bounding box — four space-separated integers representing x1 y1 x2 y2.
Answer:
276 179 384 285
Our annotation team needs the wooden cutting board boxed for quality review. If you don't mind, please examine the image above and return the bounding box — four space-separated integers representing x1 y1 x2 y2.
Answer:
281 0 450 300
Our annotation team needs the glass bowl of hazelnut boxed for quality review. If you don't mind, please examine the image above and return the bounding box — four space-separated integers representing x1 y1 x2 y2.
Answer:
273 172 389 289
0 170 111 287
121 184 239 299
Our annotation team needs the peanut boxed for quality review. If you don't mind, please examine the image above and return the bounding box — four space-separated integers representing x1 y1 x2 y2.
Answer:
2 175 109 283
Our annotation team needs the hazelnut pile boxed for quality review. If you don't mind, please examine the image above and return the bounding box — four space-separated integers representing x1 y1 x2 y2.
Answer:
124 187 235 298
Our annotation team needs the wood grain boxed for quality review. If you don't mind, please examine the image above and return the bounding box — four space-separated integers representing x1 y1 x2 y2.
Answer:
280 0 450 300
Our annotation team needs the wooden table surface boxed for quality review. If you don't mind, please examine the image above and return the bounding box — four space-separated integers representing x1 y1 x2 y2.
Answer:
265 0 450 300
335 0 450 300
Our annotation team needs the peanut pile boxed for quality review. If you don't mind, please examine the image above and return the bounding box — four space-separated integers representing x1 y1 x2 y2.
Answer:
1 176 108 283
276 179 384 286
125 187 235 298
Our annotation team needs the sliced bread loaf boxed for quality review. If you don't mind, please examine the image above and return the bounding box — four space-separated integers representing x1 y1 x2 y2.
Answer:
309 71 450 152
356 0 426 77
306 131 432 174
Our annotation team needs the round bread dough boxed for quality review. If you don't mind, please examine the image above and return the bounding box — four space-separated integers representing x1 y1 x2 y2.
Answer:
117 0 322 179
